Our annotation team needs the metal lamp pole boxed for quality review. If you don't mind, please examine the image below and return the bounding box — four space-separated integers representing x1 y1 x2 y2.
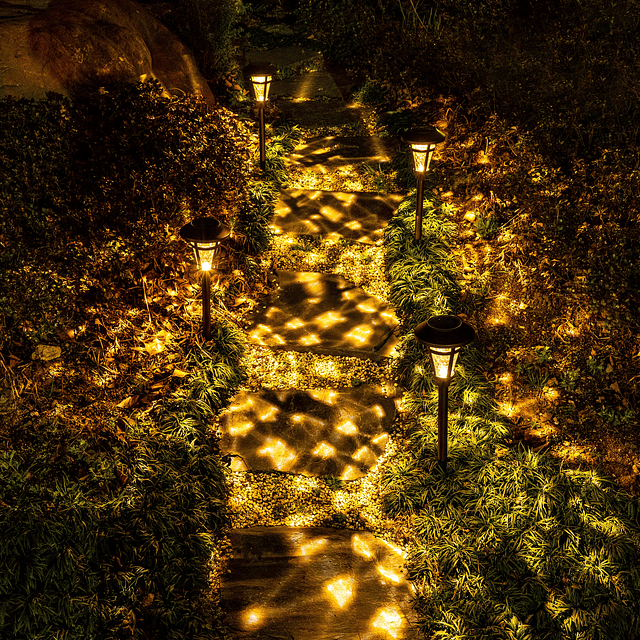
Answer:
179 217 231 340
403 127 446 242
415 314 475 471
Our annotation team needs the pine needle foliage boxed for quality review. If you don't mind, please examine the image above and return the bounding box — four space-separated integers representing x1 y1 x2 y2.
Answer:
382 177 640 640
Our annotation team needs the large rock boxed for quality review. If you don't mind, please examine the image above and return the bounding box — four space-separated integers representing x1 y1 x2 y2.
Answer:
0 0 214 104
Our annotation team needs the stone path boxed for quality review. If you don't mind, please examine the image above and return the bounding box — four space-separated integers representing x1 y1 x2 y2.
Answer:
220 385 399 478
244 270 398 358
222 20 418 639
273 190 403 244
221 528 415 640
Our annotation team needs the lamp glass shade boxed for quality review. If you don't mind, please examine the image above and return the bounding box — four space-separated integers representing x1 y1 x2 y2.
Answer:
414 315 475 383
410 143 437 174
179 218 230 271
251 75 272 102
245 62 277 104
403 127 445 175
430 346 459 381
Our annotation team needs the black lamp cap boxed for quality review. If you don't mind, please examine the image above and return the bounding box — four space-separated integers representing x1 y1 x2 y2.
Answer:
415 314 475 347
179 217 231 245
403 126 446 146
244 62 277 78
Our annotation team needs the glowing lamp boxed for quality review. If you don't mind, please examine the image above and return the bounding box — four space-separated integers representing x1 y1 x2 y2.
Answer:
402 127 446 242
179 217 230 340
245 62 276 103
403 127 446 175
414 315 475 471
414 315 474 383
245 62 277 171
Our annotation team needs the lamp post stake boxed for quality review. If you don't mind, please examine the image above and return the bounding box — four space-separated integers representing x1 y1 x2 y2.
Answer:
414 314 475 473
437 381 449 470
202 270 211 341
259 104 266 171
245 62 276 172
415 174 425 241
403 127 445 243
179 217 230 341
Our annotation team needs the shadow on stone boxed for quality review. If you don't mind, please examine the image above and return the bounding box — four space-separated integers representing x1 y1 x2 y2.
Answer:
219 385 399 478
244 271 398 359
221 527 420 640
273 189 403 244
288 136 399 170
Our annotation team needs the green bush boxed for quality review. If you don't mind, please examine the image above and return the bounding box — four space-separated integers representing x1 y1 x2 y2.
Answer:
0 82 254 352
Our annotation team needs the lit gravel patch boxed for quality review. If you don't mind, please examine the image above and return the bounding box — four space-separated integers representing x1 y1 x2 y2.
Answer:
227 436 402 543
268 235 391 301
241 346 399 391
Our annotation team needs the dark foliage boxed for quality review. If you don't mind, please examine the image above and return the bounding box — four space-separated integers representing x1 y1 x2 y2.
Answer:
0 82 253 352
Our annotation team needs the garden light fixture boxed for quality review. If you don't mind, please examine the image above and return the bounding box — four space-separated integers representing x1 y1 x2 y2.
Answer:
245 62 277 171
414 314 475 471
403 127 446 241
179 217 230 340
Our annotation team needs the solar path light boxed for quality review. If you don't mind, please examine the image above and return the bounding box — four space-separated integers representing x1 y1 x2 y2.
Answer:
245 62 277 171
403 127 446 241
414 314 475 472
179 217 230 340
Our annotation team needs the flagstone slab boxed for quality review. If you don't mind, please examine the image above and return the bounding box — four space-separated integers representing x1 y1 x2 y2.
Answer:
270 71 343 99
288 136 399 170
245 45 322 70
244 270 398 359
273 189 403 244
221 526 419 640
275 98 361 128
219 385 398 478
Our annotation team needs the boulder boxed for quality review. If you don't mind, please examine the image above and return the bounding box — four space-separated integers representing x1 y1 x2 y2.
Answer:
0 0 214 104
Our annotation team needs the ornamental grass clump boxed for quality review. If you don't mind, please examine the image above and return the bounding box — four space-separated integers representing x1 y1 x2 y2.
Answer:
0 81 262 639
381 177 640 639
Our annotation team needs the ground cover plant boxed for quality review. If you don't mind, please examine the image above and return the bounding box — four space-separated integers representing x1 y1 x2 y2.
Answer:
0 79 292 638
381 196 640 638
299 0 640 486
294 0 640 636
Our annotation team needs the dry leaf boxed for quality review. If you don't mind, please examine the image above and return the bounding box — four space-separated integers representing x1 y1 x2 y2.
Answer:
610 382 621 394
115 468 129 486
117 395 139 409
172 368 189 378
58 328 76 341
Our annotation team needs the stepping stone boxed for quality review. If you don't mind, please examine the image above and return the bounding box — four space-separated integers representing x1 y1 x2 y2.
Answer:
273 189 403 244
288 136 398 171
245 45 323 70
221 527 419 639
271 71 343 99
275 99 361 129
219 385 398 478
244 270 398 359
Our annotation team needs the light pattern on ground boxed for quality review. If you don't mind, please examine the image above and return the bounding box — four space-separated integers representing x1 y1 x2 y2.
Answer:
221 527 419 639
219 385 399 478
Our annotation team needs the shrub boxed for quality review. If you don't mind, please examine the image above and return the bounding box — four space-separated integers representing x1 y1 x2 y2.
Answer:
0 82 254 353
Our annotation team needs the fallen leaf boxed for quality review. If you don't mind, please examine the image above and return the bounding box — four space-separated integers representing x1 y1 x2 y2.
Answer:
172 368 189 378
58 328 76 341
610 382 621 394
115 468 129 486
117 395 139 409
